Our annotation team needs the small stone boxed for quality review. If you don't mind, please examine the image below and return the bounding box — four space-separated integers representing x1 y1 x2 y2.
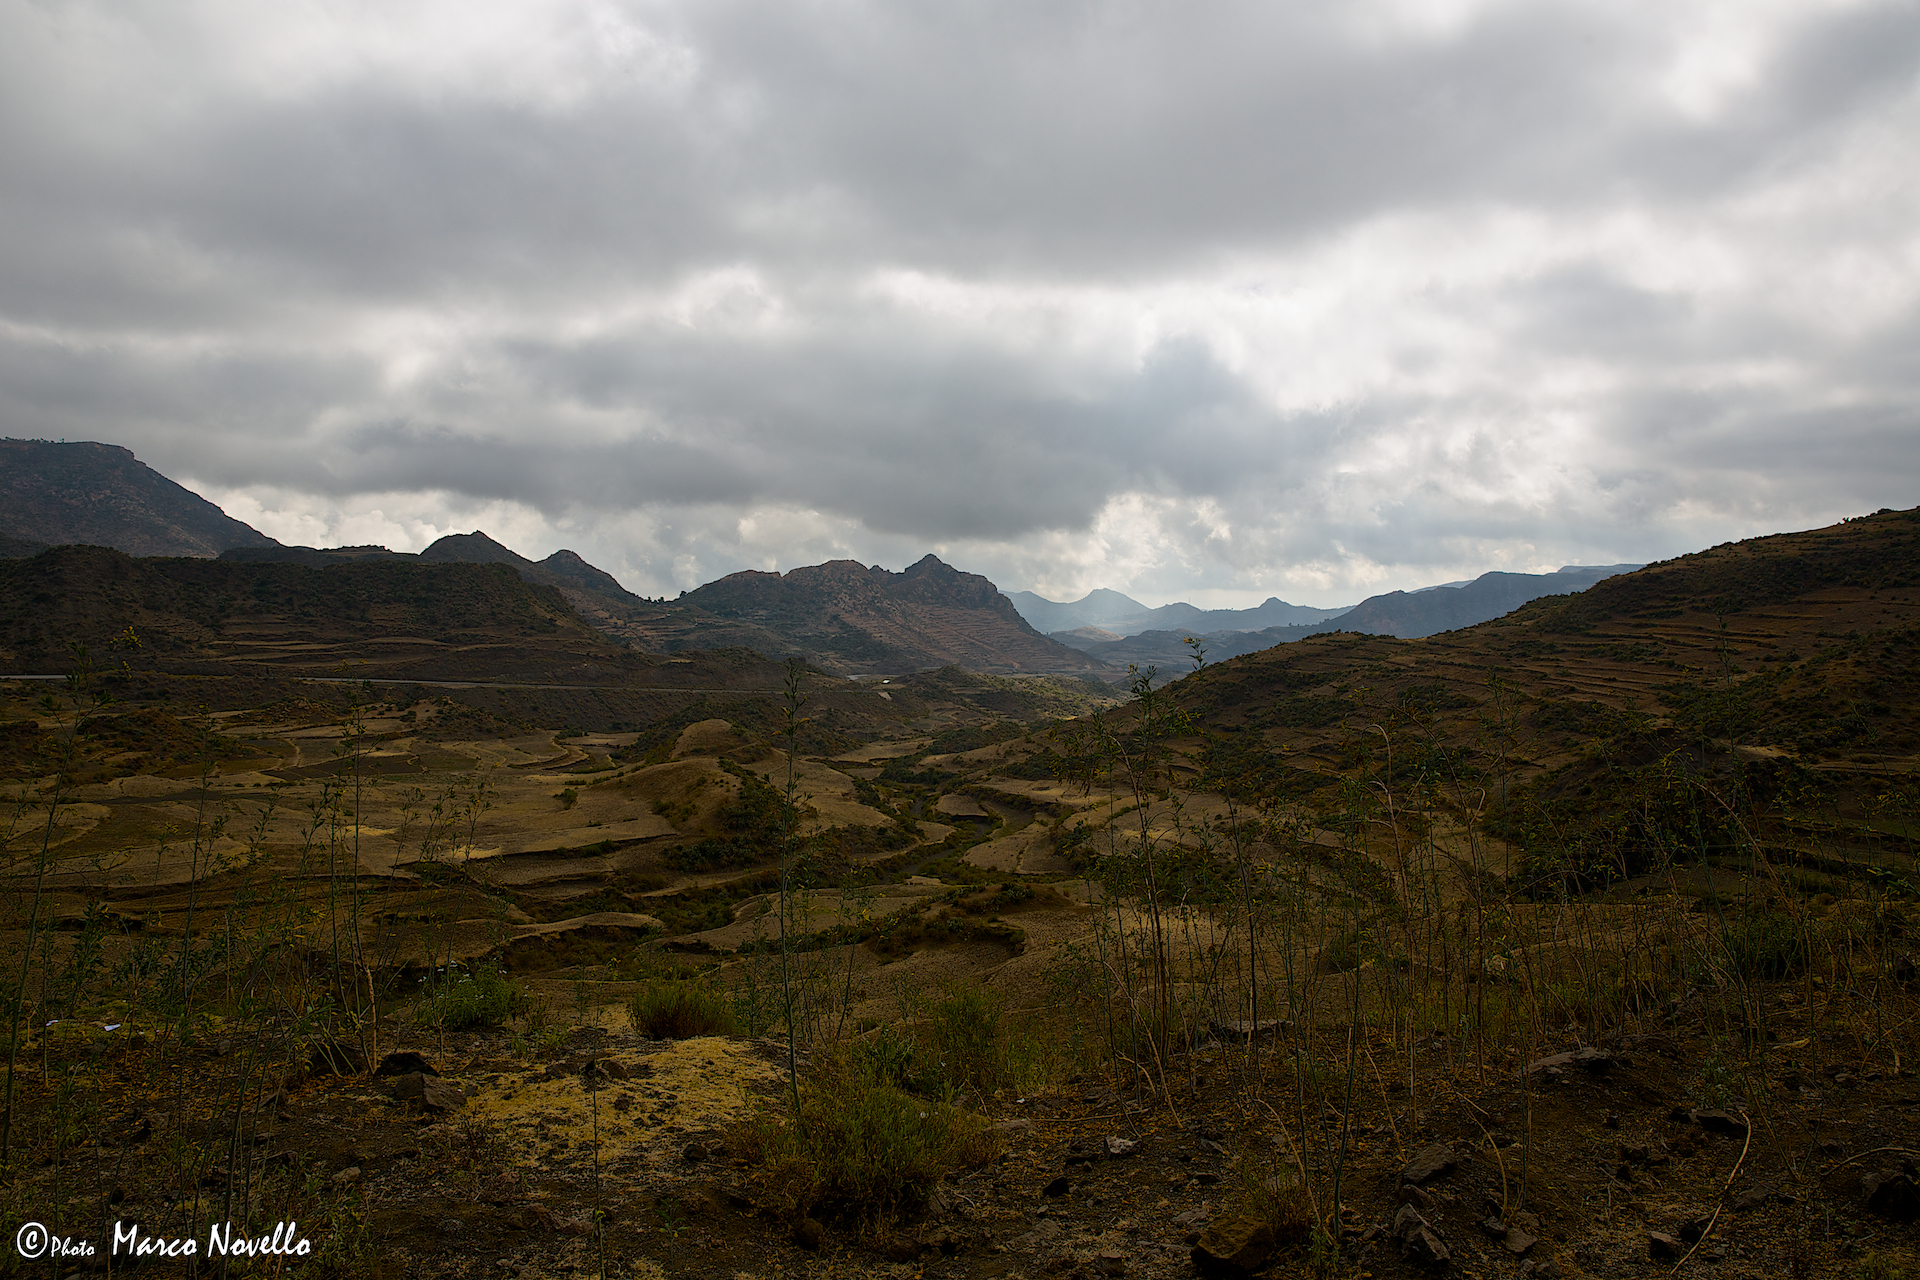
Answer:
389 1072 466 1114
1392 1207 1450 1267
1401 1141 1461 1185
1731 1183 1772 1212
1525 1047 1613 1074
374 1050 439 1078
993 1119 1035 1135
330 1166 362 1186
1535 1261 1565 1278
1397 1184 1437 1211
1105 1135 1139 1157
1192 1218 1276 1274
1648 1231 1684 1260
1094 1249 1126 1276
1504 1229 1538 1255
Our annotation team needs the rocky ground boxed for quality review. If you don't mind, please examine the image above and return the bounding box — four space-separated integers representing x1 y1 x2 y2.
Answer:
35 974 1910 1280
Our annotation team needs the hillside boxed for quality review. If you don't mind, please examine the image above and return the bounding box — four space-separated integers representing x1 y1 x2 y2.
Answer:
669 554 1110 677
0 439 279 557
222 529 651 631
0 546 637 683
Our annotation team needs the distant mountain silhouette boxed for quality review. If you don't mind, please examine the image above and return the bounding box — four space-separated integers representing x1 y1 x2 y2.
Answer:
1011 586 1349 637
0 439 279 557
1328 565 1641 638
1005 588 1151 633
1067 565 1643 671
670 555 1108 676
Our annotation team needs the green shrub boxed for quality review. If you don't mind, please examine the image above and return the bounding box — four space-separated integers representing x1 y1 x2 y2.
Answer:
927 985 1004 1095
421 962 524 1031
852 1022 922 1092
1718 910 1811 979
733 1049 997 1231
629 981 737 1039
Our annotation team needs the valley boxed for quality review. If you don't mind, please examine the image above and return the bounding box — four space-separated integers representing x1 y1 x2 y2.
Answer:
0 505 1916 1279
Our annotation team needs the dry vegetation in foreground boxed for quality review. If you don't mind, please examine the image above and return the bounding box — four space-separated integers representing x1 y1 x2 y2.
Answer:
0 509 1917 1280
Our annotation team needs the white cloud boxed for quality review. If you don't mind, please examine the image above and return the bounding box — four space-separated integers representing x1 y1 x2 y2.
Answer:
2 0 1917 610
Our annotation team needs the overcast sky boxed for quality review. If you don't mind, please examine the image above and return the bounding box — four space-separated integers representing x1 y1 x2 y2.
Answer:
3 0 1917 607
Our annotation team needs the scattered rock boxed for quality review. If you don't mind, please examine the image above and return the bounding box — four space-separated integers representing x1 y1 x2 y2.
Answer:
1192 1218 1276 1274
1504 1229 1538 1256
1105 1135 1140 1157
1525 1047 1613 1074
1731 1183 1773 1212
389 1072 466 1114
993 1119 1035 1135
1397 1184 1437 1211
1863 1168 1919 1220
1392 1205 1450 1266
1647 1231 1684 1260
330 1166 361 1186
1401 1142 1462 1185
374 1050 439 1078
1095 1249 1127 1276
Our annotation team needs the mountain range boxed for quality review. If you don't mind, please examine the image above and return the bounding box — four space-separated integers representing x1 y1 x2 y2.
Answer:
1040 563 1643 672
3 437 1656 680
1006 588 1350 635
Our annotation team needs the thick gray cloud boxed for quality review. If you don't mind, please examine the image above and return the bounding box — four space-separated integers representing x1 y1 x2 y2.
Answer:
1 0 1916 606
